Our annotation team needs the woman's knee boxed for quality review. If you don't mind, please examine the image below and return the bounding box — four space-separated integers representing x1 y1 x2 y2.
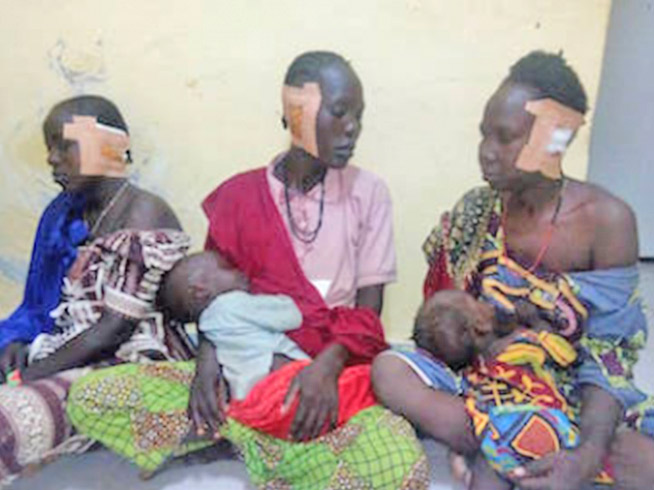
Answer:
67 364 140 417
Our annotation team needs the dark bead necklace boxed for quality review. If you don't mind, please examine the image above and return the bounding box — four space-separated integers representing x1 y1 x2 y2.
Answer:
280 160 326 244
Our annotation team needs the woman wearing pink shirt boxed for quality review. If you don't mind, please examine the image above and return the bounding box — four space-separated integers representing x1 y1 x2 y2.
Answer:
67 51 429 490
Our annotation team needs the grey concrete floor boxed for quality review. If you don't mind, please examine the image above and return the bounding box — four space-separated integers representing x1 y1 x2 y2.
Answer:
11 263 654 490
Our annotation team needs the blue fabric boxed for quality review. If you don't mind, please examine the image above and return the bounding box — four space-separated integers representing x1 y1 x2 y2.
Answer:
0 192 88 350
570 266 650 410
481 406 578 476
477 260 650 412
636 406 654 436
570 266 646 343
390 349 465 396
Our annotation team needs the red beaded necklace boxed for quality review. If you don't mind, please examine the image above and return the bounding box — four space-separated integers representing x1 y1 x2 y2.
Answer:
501 179 565 273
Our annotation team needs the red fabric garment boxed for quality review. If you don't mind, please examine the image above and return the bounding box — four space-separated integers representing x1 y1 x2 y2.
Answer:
227 360 376 440
202 168 388 364
423 250 454 301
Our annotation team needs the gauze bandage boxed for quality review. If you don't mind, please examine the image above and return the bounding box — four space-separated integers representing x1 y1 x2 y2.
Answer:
515 99 585 179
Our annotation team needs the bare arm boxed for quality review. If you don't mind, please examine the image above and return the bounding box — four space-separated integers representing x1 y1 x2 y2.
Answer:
285 343 349 440
189 333 227 438
577 385 622 472
514 195 639 489
22 311 137 381
372 353 478 455
283 283 384 440
355 284 384 315
578 197 637 462
23 192 184 382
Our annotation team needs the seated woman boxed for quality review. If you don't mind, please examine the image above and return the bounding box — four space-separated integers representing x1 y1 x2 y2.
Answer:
67 52 429 489
372 51 654 490
102 250 378 440
0 95 191 487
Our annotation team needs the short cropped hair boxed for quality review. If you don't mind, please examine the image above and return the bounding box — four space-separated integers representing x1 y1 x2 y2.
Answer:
412 297 470 353
284 51 351 87
508 50 588 114
48 95 129 133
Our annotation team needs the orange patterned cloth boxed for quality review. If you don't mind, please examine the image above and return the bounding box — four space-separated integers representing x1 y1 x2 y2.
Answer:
29 229 191 364
464 330 613 483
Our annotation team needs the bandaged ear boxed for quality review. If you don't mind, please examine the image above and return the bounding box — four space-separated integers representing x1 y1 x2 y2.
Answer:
514 99 585 180
282 82 322 158
63 115 130 177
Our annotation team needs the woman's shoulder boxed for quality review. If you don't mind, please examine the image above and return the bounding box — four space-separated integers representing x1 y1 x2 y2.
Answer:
217 167 267 191
564 180 638 268
341 165 392 203
122 184 182 231
201 167 267 215
565 180 635 226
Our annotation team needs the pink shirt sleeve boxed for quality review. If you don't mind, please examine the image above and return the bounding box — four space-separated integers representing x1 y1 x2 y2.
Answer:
356 178 397 289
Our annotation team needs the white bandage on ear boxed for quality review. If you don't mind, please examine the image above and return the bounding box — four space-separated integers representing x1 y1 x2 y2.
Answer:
546 127 574 154
514 99 585 180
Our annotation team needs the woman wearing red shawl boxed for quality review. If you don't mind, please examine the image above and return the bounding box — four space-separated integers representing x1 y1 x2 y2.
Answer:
67 52 428 490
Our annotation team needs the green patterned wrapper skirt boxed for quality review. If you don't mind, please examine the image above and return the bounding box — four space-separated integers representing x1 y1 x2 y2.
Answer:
67 361 429 489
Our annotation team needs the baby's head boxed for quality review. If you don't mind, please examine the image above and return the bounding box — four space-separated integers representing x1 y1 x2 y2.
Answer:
159 251 248 322
412 290 495 370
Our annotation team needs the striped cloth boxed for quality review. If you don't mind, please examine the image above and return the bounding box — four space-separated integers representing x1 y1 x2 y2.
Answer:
29 229 191 363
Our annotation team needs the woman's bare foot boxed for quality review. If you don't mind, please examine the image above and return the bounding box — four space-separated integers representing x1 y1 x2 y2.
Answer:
449 451 473 488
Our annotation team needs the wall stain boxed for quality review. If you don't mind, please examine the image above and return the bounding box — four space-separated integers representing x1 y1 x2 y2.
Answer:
48 37 107 90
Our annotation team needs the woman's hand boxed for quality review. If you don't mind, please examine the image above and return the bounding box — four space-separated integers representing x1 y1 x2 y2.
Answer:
283 344 348 441
188 337 228 439
0 342 28 383
509 444 601 490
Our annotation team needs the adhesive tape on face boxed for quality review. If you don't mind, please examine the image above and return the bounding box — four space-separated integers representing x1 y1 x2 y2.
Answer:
62 115 130 177
514 99 585 180
282 82 322 158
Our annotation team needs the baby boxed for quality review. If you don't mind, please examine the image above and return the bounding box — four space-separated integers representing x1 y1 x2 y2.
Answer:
159 251 377 440
412 290 610 489
159 251 308 400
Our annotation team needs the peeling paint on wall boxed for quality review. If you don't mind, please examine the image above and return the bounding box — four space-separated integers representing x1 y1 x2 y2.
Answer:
48 35 107 91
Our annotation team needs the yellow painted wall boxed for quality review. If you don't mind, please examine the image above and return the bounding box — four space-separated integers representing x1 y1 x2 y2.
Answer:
0 0 611 340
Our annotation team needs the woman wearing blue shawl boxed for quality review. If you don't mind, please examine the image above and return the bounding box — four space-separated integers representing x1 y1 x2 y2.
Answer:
0 95 191 486
373 52 654 490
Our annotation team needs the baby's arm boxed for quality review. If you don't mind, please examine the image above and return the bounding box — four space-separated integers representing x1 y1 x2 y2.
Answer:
494 301 551 337
469 454 512 490
514 301 552 332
